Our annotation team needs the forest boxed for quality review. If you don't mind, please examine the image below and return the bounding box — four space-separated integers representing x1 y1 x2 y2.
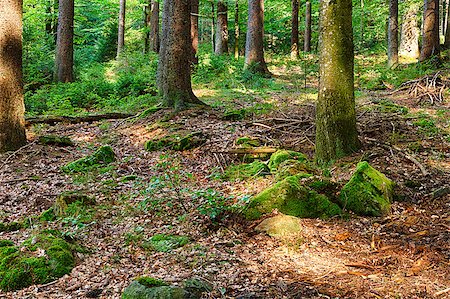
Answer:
0 0 449 297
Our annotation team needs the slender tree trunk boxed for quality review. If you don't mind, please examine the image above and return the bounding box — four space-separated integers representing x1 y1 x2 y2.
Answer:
211 2 216 52
442 0 446 34
244 0 270 74
444 0 450 47
191 0 199 64
144 3 151 53
215 1 229 54
360 0 365 46
46 0 53 35
0 0 27 152
291 0 299 59
315 0 360 164
234 0 240 58
445 0 449 36
388 0 399 68
157 0 205 110
117 0 126 57
420 0 440 61
149 0 160 53
399 5 420 59
55 0 74 82
304 1 311 52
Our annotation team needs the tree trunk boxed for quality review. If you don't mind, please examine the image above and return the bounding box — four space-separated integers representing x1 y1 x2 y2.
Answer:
399 5 420 59
444 0 450 47
215 1 229 54
304 1 311 52
360 0 365 46
234 0 240 58
144 3 151 53
315 0 360 164
149 0 160 53
388 0 399 68
157 0 205 110
291 0 299 59
190 0 199 64
420 0 440 61
0 0 27 152
442 0 446 34
244 0 270 74
55 0 74 82
445 0 449 36
117 0 126 57
211 2 216 52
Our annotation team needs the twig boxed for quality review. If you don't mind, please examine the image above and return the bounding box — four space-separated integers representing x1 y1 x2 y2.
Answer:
0 141 37 170
434 288 450 297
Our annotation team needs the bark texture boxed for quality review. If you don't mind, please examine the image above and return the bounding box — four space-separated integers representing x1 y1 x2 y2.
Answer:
149 0 160 53
290 0 299 59
420 0 440 61
234 0 240 58
387 0 399 68
55 0 74 82
444 1 450 47
190 0 199 64
244 0 269 74
0 0 27 152
117 0 126 57
315 0 360 164
215 1 229 55
157 0 204 110
304 1 311 52
399 5 420 59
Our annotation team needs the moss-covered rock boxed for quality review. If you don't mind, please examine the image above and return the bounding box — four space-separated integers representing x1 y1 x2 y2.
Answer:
244 175 342 220
136 277 169 288
62 145 115 173
305 178 340 202
275 159 314 181
39 135 74 146
144 234 189 253
144 132 206 152
223 161 269 181
122 281 187 299
255 214 302 237
235 136 261 148
183 278 212 298
268 150 308 172
339 161 394 216
0 231 77 291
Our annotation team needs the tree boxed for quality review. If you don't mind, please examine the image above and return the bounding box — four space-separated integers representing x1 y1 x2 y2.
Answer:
244 0 270 74
191 0 199 64
117 0 126 57
290 0 299 59
444 1 450 47
420 0 440 61
149 0 160 53
157 0 205 110
399 5 420 59
55 0 74 82
304 1 311 52
387 0 399 68
315 0 360 164
234 0 240 58
0 0 27 152
215 1 229 54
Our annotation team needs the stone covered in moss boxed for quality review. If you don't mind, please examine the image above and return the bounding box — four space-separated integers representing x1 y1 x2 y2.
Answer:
144 234 189 253
275 159 314 181
339 161 394 216
39 135 74 146
0 231 76 291
145 132 206 152
183 278 213 298
136 276 169 288
268 150 308 172
235 136 261 148
244 175 342 220
255 214 302 237
62 145 115 173
122 281 187 299
223 161 269 181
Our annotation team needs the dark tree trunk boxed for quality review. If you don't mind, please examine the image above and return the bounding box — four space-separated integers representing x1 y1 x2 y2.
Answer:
157 0 205 110
291 0 299 59
215 1 229 54
211 2 216 52
244 0 270 74
149 0 160 53
144 3 151 53
55 0 74 82
234 0 240 58
190 0 199 64
304 1 311 52
117 0 126 57
388 0 399 68
45 0 58 40
315 0 360 164
0 0 27 152
420 0 440 61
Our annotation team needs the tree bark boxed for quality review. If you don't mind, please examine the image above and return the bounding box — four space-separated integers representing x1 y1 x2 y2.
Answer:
144 3 151 53
0 0 27 152
444 0 450 47
291 0 299 59
215 1 229 54
315 0 360 164
420 0 440 61
117 0 126 57
388 0 399 68
211 2 216 52
244 0 270 74
399 5 420 59
234 0 240 58
157 0 205 110
149 0 160 53
304 1 311 52
55 0 74 82
190 0 199 64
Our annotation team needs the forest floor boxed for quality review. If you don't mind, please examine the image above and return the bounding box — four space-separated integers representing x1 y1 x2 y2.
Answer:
1 65 450 299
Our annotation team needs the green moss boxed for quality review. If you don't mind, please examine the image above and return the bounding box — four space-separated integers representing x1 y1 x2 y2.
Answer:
62 145 116 173
339 162 394 216
144 132 206 152
268 150 308 172
306 178 340 202
39 135 74 146
0 240 14 247
39 207 56 222
144 234 189 253
222 109 246 121
122 281 186 299
54 191 95 217
139 106 162 118
0 222 22 233
135 276 169 288
236 136 261 147
275 159 314 181
245 175 342 220
223 161 269 181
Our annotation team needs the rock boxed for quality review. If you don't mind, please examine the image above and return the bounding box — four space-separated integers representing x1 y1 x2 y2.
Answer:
122 281 187 299
339 161 394 216
39 135 74 146
223 161 269 181
235 136 261 148
62 145 115 173
144 132 206 152
268 150 308 172
244 175 342 220
275 159 314 181
255 214 302 237
144 234 189 253
183 278 212 299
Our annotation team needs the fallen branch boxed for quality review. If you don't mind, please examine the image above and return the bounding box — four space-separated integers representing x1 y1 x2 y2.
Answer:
218 147 278 155
25 112 135 126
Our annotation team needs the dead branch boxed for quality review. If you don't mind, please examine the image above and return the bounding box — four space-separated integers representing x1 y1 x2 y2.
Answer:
25 112 135 126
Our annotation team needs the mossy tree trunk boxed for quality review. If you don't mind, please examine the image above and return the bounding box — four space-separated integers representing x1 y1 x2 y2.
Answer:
55 0 74 82
215 1 229 55
387 0 399 68
290 0 299 59
244 0 270 74
117 0 126 57
234 0 240 58
304 1 311 52
315 0 360 164
420 0 440 61
0 0 27 152
157 0 205 110
190 0 199 64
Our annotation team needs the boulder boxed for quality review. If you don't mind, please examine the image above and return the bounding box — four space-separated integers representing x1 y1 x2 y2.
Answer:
267 150 308 172
255 214 302 237
223 161 269 181
62 145 115 173
122 281 187 299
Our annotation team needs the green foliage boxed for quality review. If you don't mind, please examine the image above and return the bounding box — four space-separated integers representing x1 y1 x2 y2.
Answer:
62 146 116 173
144 132 206 152
144 234 189 253
223 161 269 181
135 277 169 288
